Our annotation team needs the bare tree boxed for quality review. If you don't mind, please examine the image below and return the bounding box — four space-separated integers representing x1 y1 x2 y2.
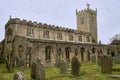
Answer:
110 34 120 43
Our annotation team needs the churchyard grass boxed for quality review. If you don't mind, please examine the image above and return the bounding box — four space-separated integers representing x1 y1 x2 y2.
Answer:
0 63 31 80
0 62 120 80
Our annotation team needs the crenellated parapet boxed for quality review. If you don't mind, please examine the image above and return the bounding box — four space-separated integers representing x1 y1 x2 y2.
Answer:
5 18 91 35
76 8 97 15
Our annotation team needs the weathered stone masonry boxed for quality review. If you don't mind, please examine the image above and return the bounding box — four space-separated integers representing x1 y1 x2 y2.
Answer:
2 6 109 67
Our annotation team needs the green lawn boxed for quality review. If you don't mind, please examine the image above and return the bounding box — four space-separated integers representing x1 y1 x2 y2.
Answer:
0 62 120 80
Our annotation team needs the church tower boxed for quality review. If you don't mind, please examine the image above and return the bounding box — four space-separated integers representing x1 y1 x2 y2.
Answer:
76 4 97 43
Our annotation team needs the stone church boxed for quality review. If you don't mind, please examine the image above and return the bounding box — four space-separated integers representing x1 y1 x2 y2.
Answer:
1 6 108 67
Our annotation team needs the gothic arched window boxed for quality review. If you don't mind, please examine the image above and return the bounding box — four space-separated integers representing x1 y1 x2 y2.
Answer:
18 45 23 53
65 47 71 61
45 46 53 61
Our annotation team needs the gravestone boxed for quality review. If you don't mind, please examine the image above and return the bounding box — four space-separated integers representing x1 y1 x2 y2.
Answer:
101 55 112 74
31 58 45 80
90 54 96 63
65 58 70 65
114 53 120 64
108 55 113 65
55 54 61 67
98 54 104 66
71 56 81 77
13 71 26 80
18 58 24 71
59 58 67 74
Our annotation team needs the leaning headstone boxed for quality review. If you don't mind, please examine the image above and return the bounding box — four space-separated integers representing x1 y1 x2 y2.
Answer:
31 58 45 80
98 54 104 66
71 56 81 77
114 53 120 64
101 55 112 74
13 71 26 80
65 58 70 65
90 54 96 63
59 58 67 74
108 55 113 65
55 55 61 67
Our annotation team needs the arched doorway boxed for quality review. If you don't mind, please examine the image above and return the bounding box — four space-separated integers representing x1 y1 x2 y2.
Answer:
80 47 85 62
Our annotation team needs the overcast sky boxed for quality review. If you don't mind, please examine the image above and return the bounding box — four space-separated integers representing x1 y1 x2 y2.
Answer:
0 0 120 44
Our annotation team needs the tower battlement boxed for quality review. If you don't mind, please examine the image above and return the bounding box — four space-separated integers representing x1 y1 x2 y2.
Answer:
76 8 97 15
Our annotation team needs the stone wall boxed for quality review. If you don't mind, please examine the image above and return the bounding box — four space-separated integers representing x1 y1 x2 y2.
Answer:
26 36 108 67
5 18 92 44
3 32 108 68
3 17 109 67
14 36 27 66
